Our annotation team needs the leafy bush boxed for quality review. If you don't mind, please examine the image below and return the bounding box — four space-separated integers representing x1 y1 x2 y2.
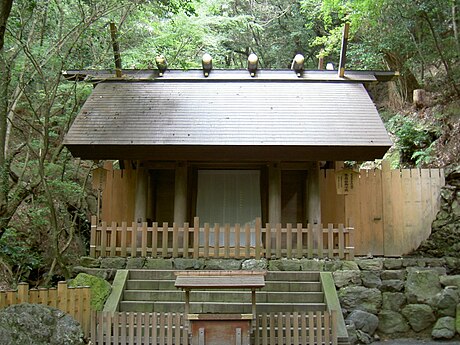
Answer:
0 229 42 286
386 114 441 167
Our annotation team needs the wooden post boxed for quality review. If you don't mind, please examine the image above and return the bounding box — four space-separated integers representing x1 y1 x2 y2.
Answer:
109 22 122 78
338 23 350 78
307 162 321 226
174 162 188 224
134 167 148 224
269 163 281 250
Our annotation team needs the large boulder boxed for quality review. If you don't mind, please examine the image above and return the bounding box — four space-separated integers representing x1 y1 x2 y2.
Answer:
144 258 173 269
338 286 382 314
333 270 362 288
377 310 410 334
361 271 382 289
381 292 406 311
0 303 85 345
405 269 442 304
69 273 111 311
242 258 267 270
346 310 379 335
432 316 456 340
401 304 436 332
430 287 459 316
174 258 205 270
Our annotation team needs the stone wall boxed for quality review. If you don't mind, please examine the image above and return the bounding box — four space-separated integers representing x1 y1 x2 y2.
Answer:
415 165 460 258
75 256 460 344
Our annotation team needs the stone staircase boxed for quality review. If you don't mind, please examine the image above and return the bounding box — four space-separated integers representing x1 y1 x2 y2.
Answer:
118 270 326 314
104 269 349 344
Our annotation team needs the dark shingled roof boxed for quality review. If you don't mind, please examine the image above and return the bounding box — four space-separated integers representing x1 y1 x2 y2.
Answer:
64 70 392 161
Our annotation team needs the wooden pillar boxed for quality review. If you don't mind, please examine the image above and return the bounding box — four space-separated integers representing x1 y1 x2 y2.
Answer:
174 161 188 226
268 163 281 226
307 161 321 225
134 167 148 223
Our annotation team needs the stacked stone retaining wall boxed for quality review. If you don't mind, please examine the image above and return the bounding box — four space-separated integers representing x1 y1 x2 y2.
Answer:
75 256 460 344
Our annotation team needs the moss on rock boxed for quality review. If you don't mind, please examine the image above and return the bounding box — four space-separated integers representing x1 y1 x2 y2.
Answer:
69 273 111 311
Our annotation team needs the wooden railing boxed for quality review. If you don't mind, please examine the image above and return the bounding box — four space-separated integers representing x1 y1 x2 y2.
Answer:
90 217 354 260
91 311 338 345
0 282 91 337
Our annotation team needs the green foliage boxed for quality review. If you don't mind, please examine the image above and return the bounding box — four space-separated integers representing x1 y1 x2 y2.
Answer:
0 229 42 285
386 114 441 167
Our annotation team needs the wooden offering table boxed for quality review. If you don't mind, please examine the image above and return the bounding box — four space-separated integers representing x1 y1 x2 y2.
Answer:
175 271 266 345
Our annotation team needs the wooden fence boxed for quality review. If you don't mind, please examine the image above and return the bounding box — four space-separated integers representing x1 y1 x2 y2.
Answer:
0 281 91 337
91 311 338 345
90 217 354 260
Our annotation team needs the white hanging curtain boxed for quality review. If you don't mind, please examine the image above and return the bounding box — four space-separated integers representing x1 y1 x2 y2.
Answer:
196 170 261 245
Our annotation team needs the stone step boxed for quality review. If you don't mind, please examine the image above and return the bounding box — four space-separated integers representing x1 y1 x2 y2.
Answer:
127 270 321 282
123 290 324 303
265 271 320 281
118 301 327 313
125 279 322 292
126 279 176 290
128 269 176 280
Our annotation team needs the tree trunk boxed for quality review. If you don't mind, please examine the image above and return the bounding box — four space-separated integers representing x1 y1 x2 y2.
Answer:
0 0 14 51
384 51 420 103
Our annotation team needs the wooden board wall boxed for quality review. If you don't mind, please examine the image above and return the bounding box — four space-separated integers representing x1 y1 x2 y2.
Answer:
97 162 445 257
320 162 445 256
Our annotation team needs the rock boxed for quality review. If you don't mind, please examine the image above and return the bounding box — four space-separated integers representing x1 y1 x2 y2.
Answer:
338 286 382 314
78 256 100 268
323 260 343 272
174 258 205 270
383 258 403 270
445 257 460 274
268 259 300 271
299 259 324 271
242 258 267 270
341 261 360 271
100 257 126 269
205 259 243 270
432 316 456 339
356 330 373 344
380 270 405 281
144 258 173 269
356 258 383 271
126 257 145 269
361 271 382 289
402 258 419 267
377 310 410 334
456 303 460 335
345 320 358 345
405 269 442 304
401 304 435 332
333 270 362 288
380 279 404 292
0 303 85 345
430 287 459 316
69 272 111 311
440 275 460 289
381 292 406 311
346 310 379 335
72 266 116 281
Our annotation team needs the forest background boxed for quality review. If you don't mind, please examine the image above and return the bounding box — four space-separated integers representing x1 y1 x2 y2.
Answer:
0 0 458 288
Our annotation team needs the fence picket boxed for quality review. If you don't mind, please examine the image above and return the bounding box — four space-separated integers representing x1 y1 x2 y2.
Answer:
90 220 355 261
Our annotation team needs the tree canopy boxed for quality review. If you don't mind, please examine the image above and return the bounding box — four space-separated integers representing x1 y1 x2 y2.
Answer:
0 0 458 286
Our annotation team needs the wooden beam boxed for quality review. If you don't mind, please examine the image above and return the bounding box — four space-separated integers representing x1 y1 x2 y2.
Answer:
338 23 350 78
109 22 122 78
